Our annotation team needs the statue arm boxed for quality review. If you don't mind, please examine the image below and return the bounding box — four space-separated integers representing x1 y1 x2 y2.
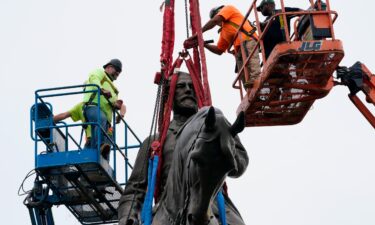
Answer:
228 136 249 178
118 136 154 225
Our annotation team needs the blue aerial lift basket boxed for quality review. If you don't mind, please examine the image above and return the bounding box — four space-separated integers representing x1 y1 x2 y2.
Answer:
25 84 141 225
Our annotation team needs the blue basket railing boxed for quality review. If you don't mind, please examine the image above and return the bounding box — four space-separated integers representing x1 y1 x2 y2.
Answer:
31 84 141 185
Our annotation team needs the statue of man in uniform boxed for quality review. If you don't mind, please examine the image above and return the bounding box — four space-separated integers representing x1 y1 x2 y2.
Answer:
118 72 248 225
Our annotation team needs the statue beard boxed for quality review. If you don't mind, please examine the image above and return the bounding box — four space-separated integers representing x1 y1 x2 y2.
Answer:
173 103 198 118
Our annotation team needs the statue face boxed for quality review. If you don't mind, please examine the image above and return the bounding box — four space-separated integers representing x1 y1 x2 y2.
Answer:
173 73 198 115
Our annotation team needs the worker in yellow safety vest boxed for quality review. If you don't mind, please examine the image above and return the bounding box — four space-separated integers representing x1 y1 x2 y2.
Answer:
82 59 125 159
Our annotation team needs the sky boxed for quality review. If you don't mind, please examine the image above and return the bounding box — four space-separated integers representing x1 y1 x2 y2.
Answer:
1 0 374 224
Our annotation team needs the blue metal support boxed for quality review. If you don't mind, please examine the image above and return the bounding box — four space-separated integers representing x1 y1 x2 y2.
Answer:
27 206 55 225
113 110 117 179
216 190 227 225
125 122 129 183
97 90 102 161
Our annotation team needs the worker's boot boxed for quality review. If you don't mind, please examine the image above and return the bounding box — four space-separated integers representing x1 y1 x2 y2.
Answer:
100 144 110 160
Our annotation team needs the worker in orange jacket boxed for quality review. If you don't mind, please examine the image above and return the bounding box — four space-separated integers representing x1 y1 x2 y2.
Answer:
187 5 261 88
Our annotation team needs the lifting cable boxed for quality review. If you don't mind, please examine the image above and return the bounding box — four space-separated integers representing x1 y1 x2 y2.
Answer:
184 0 190 38
124 74 164 225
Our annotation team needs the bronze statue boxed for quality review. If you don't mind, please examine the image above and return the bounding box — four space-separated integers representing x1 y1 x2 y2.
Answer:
118 72 248 225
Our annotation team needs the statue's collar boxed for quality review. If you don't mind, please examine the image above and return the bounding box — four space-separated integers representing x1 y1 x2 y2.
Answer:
168 120 185 133
172 116 196 138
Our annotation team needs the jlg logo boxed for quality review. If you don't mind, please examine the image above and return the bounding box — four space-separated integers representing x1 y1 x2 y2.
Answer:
298 41 322 51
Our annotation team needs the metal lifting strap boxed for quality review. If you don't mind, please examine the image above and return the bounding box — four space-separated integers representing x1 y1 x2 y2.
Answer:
154 69 180 200
160 0 175 77
188 1 227 223
142 54 207 218
216 190 227 225
184 55 205 108
142 0 227 224
189 0 212 106
140 71 179 225
141 156 159 225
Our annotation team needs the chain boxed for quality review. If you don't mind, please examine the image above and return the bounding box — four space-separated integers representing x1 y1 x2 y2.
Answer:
124 76 165 224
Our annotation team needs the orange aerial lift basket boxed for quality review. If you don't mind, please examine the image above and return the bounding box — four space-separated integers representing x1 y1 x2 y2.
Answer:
231 0 344 127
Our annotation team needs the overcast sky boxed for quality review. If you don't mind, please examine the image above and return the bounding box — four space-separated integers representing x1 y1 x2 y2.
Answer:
1 0 374 225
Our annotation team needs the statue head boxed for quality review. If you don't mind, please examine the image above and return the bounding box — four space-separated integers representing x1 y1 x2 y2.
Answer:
172 72 198 118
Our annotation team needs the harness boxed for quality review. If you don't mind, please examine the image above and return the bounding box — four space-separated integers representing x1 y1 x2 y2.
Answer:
85 74 119 106
82 74 119 134
224 20 258 42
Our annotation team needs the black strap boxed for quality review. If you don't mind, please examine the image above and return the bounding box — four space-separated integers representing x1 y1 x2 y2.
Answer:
82 86 91 130
82 104 89 129
227 20 258 41
87 92 98 105
79 126 84 147
83 85 98 106
85 74 119 106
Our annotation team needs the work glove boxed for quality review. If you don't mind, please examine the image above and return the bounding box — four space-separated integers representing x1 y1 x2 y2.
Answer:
115 99 123 109
184 35 198 49
184 37 214 49
116 114 124 124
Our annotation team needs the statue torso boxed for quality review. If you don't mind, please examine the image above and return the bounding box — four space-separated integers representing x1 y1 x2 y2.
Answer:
159 119 185 196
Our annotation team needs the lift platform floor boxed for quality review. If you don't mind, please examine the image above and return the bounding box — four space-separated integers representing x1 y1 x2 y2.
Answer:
37 151 123 225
